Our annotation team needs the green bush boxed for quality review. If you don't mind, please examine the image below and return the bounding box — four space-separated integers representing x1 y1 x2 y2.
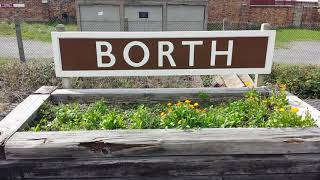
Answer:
265 64 320 99
28 89 316 131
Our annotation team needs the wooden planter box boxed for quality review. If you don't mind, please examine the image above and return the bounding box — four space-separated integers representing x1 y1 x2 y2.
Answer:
0 86 320 180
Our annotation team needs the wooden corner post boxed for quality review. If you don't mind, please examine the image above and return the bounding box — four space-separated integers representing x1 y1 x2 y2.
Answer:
254 23 272 87
55 24 72 89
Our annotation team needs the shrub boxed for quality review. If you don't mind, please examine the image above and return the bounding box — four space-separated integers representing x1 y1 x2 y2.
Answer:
265 64 320 99
0 60 193 103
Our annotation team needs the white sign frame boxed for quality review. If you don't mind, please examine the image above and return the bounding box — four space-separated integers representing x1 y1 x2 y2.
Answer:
52 30 276 77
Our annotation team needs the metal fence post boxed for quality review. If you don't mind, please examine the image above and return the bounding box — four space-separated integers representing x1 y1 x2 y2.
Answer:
14 17 26 63
124 18 129 32
254 23 272 87
56 24 72 89
222 18 227 30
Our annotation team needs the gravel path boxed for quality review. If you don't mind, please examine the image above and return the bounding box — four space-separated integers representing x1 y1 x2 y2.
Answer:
0 37 53 59
273 41 320 65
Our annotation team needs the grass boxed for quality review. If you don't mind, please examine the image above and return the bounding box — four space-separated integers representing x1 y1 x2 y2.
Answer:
276 28 320 48
0 21 77 42
0 57 17 66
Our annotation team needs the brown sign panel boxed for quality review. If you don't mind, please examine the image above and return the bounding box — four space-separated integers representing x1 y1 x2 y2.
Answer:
52 31 275 77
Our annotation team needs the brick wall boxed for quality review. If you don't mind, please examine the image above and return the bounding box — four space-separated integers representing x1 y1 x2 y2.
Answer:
207 0 250 23
302 6 320 25
248 5 294 27
0 0 75 22
0 0 46 21
207 0 320 27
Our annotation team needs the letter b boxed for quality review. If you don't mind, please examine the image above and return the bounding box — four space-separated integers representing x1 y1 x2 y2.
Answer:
96 41 116 67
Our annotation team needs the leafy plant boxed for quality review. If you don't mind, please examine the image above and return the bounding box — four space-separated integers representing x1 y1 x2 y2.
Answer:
28 88 316 131
265 64 320 99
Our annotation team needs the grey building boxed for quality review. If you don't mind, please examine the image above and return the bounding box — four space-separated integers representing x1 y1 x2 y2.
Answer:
76 0 208 31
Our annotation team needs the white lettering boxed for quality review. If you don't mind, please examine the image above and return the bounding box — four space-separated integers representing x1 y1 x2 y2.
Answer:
123 41 150 67
96 41 116 67
210 40 234 66
158 41 176 67
182 41 203 66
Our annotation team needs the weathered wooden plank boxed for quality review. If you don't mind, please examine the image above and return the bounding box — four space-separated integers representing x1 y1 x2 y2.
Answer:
287 93 320 127
5 128 320 159
33 86 58 94
238 74 254 88
0 94 49 149
211 76 226 87
1 154 320 179
51 87 270 104
221 75 245 88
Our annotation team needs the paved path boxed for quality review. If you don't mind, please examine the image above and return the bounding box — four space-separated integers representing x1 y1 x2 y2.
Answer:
0 37 319 65
273 41 320 65
0 37 52 59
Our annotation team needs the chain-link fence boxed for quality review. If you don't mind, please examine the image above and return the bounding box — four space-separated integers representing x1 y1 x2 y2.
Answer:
0 19 75 63
0 19 319 65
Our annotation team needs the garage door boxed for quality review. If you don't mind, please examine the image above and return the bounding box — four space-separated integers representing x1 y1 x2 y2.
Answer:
125 6 163 31
167 5 205 31
80 5 121 31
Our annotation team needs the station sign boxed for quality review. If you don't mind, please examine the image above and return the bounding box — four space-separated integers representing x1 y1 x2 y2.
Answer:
52 31 276 77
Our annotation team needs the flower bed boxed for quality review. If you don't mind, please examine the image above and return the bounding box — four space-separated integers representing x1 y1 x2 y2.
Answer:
1 86 320 179
28 88 316 131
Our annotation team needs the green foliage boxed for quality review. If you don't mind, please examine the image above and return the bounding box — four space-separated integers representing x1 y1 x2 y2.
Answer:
29 89 316 131
265 64 320 99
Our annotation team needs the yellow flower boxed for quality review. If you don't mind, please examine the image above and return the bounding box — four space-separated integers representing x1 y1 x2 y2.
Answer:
194 102 199 107
291 107 299 113
188 105 194 109
196 109 201 113
167 102 172 106
168 109 173 113
244 81 253 87
202 109 208 113
279 108 285 112
176 101 182 106
185 100 191 104
160 112 165 116
279 84 287 90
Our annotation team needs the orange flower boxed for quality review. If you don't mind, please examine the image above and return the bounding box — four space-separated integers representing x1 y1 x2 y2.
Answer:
291 107 299 113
